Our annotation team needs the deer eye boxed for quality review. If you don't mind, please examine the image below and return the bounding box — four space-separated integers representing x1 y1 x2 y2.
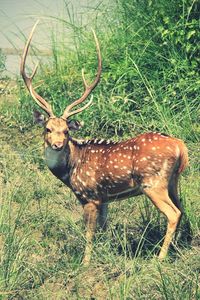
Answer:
46 128 52 133
64 130 68 135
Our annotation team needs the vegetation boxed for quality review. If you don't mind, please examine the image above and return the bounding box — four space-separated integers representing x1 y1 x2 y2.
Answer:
0 0 199 298
0 50 7 82
0 50 6 74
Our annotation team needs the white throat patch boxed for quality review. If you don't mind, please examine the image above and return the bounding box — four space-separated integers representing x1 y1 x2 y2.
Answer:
45 146 66 170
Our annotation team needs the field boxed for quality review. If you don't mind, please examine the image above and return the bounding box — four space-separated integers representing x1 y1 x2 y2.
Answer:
0 0 200 299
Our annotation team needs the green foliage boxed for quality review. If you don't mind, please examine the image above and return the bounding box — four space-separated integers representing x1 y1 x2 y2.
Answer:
0 49 6 73
0 49 6 81
17 0 200 142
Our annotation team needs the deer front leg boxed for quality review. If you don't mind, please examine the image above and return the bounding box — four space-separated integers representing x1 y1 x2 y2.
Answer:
98 203 108 231
82 202 98 266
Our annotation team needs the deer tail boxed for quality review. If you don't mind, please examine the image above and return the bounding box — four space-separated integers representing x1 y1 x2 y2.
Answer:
178 140 189 173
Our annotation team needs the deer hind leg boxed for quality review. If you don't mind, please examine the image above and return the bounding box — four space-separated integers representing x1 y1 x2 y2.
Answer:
82 202 98 266
144 187 182 260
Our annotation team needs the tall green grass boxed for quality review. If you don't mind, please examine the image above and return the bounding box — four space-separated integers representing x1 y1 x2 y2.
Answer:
16 0 200 141
0 136 199 298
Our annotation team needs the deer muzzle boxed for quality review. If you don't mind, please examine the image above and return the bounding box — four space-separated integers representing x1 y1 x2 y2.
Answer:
51 142 64 151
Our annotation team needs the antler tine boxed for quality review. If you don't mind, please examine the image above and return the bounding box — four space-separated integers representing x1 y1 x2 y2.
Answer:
62 30 102 119
62 95 94 119
20 20 55 117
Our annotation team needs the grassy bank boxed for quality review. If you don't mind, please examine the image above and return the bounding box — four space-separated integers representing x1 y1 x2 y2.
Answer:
0 0 199 298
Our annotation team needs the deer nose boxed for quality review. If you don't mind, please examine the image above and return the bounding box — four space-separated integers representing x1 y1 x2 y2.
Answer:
52 142 63 151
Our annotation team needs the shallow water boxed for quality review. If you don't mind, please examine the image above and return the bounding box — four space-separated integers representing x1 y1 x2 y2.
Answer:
2 53 51 78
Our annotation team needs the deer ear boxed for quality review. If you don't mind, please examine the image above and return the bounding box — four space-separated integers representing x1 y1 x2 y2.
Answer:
33 110 46 126
67 119 84 131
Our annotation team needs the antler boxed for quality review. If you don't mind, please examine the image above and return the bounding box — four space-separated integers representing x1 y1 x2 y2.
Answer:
20 20 55 117
62 30 102 120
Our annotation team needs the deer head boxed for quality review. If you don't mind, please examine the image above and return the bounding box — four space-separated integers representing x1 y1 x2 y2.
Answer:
20 20 102 151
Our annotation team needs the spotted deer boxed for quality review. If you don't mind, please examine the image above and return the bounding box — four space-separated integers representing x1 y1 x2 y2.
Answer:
21 22 189 265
